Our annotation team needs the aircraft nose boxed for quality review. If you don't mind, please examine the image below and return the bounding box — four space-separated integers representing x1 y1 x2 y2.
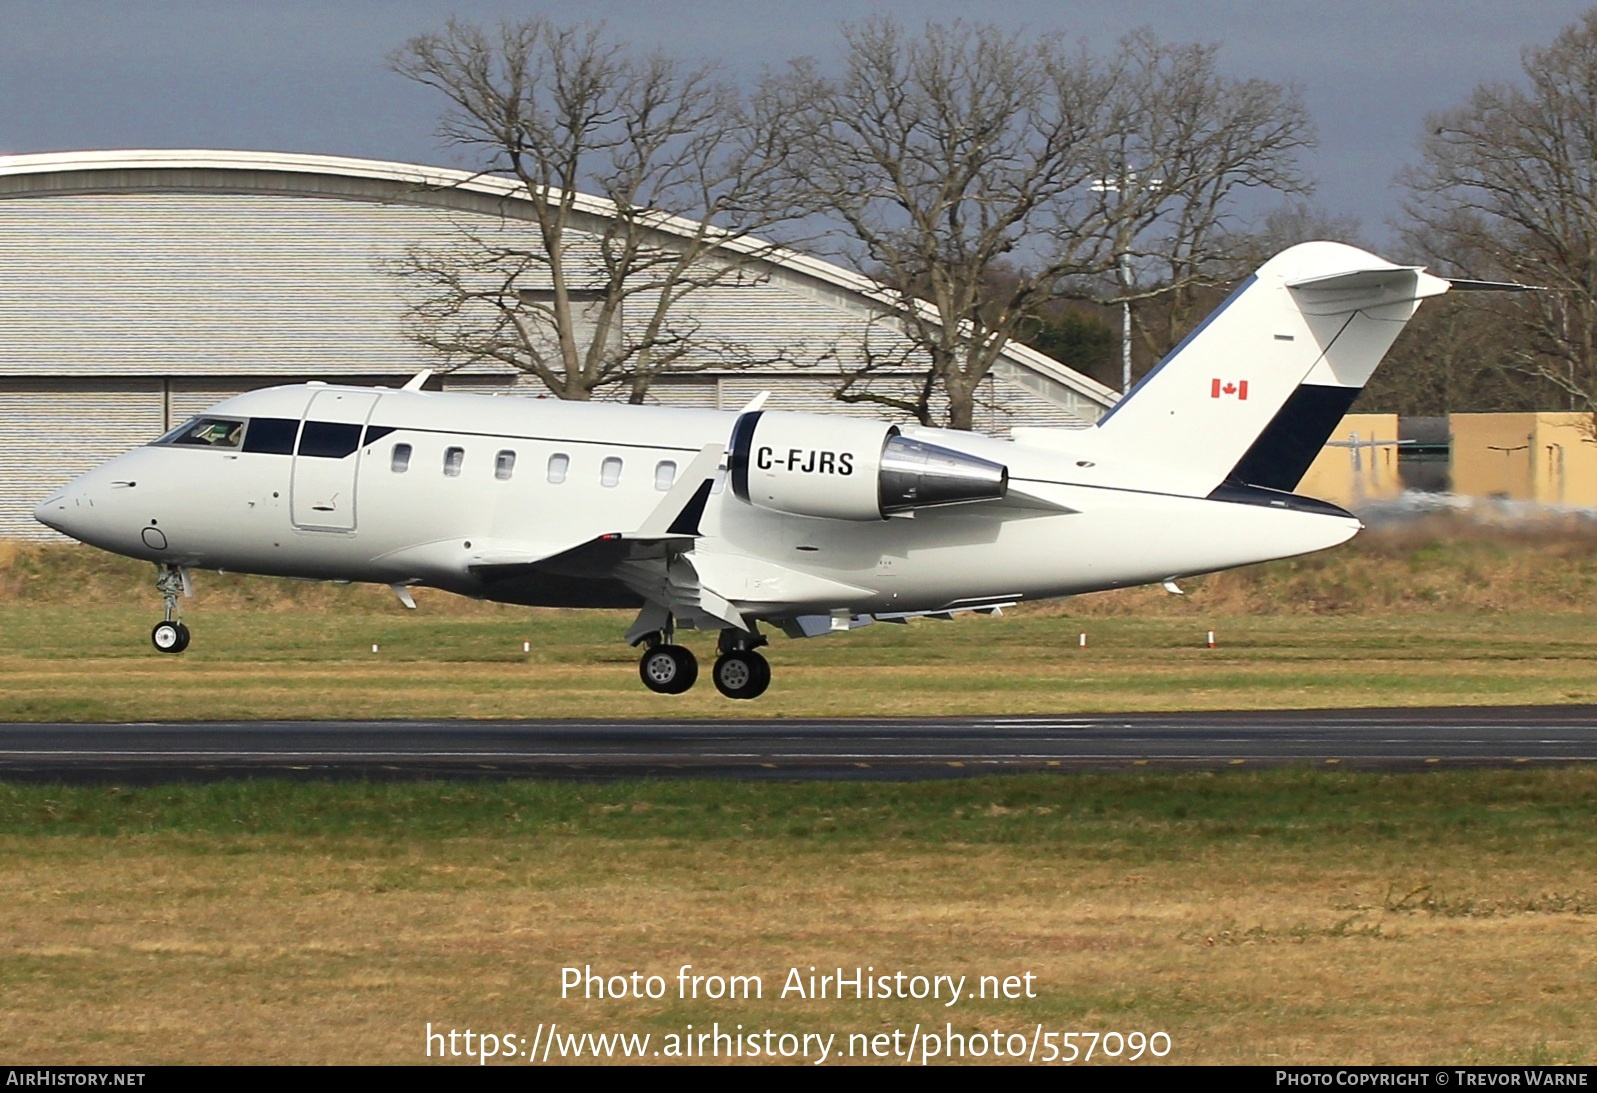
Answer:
33 467 109 541
33 489 72 534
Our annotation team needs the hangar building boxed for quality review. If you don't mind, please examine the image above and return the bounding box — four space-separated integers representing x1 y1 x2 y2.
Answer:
0 149 1116 540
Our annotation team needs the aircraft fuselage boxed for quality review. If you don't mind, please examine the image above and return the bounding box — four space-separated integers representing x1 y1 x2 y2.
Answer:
37 382 1358 622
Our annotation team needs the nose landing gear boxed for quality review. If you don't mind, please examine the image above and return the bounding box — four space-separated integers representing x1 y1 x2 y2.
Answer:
151 564 192 654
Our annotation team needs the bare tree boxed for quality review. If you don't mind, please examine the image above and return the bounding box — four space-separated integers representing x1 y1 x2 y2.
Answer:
1105 31 1316 364
391 19 800 401
759 19 1127 428
1401 10 1597 423
1360 294 1560 415
762 20 1314 428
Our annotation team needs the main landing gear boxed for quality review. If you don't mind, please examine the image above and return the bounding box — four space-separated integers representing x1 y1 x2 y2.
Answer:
150 564 191 654
638 639 698 695
633 620 771 699
711 629 770 700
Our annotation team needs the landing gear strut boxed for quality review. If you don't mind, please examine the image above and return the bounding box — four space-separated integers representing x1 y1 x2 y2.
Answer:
151 564 191 654
712 629 770 700
634 619 698 695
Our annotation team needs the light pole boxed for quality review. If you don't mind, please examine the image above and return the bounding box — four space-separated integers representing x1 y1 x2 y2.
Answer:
1091 169 1160 396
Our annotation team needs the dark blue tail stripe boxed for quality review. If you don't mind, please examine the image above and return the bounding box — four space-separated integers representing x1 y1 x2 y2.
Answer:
1224 383 1362 491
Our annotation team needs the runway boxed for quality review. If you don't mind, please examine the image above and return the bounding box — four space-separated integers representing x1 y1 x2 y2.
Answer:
1 705 1594 781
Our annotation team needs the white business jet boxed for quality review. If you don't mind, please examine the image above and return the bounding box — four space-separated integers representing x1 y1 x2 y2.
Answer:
34 242 1460 699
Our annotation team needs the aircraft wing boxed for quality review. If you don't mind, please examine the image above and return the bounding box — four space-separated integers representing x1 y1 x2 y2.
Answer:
465 443 729 613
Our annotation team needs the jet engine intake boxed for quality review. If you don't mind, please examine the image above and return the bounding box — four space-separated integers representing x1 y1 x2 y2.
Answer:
729 410 1008 521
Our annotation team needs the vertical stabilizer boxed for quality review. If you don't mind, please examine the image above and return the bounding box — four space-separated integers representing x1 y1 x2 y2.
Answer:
1092 242 1450 497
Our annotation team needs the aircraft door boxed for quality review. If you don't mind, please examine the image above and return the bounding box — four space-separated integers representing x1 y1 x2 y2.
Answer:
291 389 380 531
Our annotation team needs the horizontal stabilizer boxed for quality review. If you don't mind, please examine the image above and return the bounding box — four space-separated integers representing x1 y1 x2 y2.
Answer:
1286 265 1449 315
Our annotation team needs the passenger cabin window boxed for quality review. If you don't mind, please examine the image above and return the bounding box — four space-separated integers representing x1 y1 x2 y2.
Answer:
654 461 677 491
391 443 412 473
547 453 569 484
443 447 464 477
158 417 244 448
601 456 623 487
495 450 516 481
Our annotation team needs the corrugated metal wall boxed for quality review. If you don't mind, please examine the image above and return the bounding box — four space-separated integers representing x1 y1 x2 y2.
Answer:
0 195 450 376
0 379 164 540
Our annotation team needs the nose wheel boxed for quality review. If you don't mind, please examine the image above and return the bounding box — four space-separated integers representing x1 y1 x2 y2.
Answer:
151 620 191 654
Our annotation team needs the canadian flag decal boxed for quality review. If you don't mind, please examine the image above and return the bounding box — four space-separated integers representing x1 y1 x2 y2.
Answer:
1211 378 1249 400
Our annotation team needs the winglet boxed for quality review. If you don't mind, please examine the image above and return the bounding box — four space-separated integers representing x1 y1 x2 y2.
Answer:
628 444 725 540
401 369 433 392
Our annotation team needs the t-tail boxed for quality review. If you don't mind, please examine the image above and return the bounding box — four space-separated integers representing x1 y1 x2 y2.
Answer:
1091 241 1452 499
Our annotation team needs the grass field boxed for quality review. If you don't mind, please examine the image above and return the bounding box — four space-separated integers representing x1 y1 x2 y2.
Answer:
3 607 1597 720
5 521 1597 719
2 771 1594 1065
1 529 1594 1064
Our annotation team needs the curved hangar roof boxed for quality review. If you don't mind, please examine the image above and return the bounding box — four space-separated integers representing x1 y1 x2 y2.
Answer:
0 149 1114 425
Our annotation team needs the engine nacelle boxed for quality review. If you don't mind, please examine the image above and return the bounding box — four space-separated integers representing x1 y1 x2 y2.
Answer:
728 410 1008 521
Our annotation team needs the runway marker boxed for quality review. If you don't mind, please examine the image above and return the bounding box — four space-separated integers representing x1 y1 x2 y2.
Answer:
523 640 531 653
1079 632 1087 648
371 643 379 653
1207 630 1216 648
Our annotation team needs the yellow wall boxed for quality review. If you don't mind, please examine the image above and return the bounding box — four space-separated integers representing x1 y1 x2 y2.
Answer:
1298 413 1402 506
1450 412 1597 506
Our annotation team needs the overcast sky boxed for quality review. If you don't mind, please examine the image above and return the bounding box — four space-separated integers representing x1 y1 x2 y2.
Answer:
5 0 1596 253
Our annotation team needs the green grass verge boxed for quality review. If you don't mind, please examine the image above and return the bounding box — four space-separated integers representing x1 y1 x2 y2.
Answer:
4 768 1593 853
3 607 1595 719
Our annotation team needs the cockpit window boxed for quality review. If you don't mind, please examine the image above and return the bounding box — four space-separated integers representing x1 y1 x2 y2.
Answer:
242 417 298 455
155 417 246 448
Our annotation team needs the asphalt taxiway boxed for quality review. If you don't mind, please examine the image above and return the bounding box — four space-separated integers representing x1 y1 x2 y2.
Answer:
0 705 1593 781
